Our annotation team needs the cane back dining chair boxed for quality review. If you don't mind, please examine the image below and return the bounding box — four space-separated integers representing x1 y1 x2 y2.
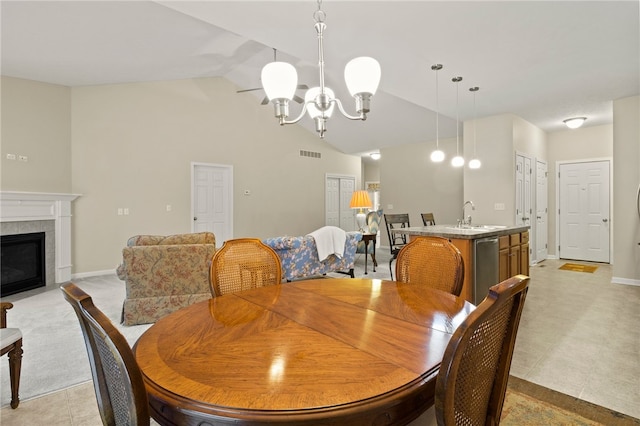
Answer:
209 238 282 297
1 302 22 409
421 212 436 226
383 213 411 280
435 275 530 426
61 283 150 426
395 236 464 297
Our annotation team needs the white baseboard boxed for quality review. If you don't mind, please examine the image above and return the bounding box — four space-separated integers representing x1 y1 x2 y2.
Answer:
611 277 640 286
71 269 116 279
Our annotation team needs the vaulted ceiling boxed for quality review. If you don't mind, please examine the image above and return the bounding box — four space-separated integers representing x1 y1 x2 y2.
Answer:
2 1 638 155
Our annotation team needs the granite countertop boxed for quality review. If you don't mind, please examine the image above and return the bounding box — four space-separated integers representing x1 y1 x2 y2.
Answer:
394 224 530 240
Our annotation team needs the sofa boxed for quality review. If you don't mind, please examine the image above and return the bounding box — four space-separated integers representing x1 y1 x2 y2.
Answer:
116 232 216 326
263 231 362 281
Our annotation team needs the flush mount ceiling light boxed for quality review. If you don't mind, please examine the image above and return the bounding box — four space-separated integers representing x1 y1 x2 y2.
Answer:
563 117 587 129
261 0 381 138
451 76 465 167
468 86 481 169
370 152 381 160
429 64 445 163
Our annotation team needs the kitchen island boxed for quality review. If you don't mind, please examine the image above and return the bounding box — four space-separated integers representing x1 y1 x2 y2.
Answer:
393 225 530 304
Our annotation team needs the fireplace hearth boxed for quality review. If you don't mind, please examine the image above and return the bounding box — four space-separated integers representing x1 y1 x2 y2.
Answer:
1 232 46 296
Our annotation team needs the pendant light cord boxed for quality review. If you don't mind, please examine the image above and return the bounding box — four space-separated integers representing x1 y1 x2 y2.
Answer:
453 76 463 155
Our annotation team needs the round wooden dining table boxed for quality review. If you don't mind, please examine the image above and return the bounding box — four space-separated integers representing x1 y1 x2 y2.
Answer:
133 278 474 426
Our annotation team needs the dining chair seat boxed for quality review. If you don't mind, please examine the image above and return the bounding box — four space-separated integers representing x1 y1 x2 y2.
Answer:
1 302 23 409
0 328 22 346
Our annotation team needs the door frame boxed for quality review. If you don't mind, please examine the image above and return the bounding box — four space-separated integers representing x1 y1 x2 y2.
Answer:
555 157 613 264
190 162 234 244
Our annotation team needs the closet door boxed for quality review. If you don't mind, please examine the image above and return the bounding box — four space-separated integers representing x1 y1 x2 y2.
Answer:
325 175 356 231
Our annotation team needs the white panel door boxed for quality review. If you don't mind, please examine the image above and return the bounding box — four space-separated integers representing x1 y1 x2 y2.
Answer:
192 163 233 247
325 178 340 227
523 156 532 227
559 161 610 262
325 175 356 231
515 155 525 225
535 160 548 261
339 178 356 231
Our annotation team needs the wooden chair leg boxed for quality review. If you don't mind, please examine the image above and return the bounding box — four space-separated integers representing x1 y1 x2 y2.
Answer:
8 338 22 409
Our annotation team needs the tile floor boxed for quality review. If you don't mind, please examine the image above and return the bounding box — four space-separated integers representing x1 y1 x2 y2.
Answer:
1 257 638 425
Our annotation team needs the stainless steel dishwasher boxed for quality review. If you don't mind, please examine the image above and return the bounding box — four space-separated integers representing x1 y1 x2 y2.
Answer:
473 237 499 305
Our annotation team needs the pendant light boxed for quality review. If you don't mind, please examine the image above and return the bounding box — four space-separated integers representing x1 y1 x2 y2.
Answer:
468 86 481 169
451 76 465 167
430 64 445 162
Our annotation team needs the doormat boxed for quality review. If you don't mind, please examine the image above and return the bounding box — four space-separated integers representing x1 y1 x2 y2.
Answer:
559 263 598 273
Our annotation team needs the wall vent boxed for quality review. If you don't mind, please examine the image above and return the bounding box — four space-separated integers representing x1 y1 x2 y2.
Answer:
300 150 322 159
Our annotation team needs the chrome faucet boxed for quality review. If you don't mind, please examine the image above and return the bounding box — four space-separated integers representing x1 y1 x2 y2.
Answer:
461 201 475 226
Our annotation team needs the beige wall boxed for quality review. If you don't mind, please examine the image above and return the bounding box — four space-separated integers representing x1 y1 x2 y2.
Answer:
463 114 522 225
612 95 640 283
363 160 380 184
546 124 613 257
379 138 463 246
3 76 361 274
1 76 72 192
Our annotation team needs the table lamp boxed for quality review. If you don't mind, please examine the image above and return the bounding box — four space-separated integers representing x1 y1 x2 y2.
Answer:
349 190 372 232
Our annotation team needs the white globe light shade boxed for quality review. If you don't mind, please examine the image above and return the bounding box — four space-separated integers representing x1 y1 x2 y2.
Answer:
451 155 465 167
305 87 335 119
430 150 445 162
261 62 298 101
344 57 381 96
468 158 482 169
563 117 586 129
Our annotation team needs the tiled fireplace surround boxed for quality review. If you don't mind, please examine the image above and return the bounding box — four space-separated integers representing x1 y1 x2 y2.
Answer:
1 191 80 288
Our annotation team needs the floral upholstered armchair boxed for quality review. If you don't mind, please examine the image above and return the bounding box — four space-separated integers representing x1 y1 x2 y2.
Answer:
356 209 383 265
263 231 362 281
116 232 216 325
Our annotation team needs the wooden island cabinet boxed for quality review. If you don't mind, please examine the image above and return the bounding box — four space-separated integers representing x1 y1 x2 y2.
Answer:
394 225 530 304
499 231 529 282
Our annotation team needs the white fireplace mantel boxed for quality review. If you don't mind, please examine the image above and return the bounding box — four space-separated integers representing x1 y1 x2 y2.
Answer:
1 191 81 283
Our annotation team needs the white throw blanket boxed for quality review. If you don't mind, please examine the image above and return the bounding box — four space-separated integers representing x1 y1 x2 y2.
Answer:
307 226 347 261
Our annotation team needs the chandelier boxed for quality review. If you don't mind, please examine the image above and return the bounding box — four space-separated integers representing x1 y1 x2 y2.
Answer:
261 0 381 138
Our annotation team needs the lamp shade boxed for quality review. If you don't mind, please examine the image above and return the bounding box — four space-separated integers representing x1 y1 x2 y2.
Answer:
305 87 335 119
349 190 372 209
344 57 381 96
261 62 298 101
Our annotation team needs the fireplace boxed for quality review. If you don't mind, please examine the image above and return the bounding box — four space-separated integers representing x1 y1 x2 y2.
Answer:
1 232 46 296
1 191 80 286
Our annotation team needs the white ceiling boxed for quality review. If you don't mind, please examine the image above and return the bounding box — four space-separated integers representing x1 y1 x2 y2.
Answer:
2 1 638 156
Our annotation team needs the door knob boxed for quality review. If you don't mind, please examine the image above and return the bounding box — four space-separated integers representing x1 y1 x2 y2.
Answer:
194 217 198 221
537 216 542 219
602 218 608 223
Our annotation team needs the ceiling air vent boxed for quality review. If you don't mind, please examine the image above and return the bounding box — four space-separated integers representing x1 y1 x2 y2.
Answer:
300 150 321 159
